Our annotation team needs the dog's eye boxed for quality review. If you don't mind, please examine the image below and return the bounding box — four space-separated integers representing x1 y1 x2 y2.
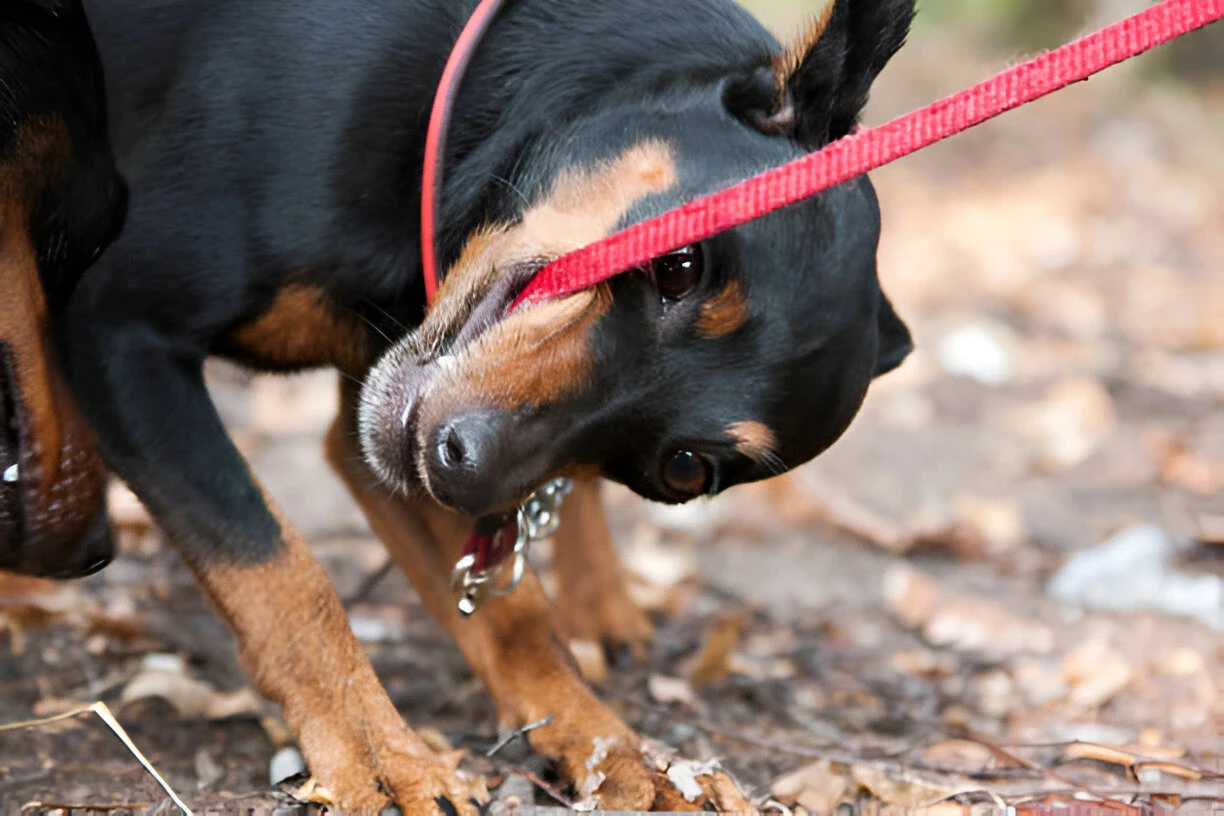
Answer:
662 450 712 496
646 245 703 301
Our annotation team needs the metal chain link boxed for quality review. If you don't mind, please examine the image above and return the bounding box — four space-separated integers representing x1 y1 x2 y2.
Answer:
450 477 572 615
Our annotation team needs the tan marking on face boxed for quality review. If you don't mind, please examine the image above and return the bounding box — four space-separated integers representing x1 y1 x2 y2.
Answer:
420 140 678 345
223 283 374 376
772 3 837 96
420 286 611 441
414 141 676 418
0 116 108 555
696 279 748 338
726 420 777 464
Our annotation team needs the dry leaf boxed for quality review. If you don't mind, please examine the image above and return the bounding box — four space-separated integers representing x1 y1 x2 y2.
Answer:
1062 640 1133 709
953 494 1026 554
772 760 848 813
689 614 744 689
119 654 261 720
1012 377 1117 473
649 674 696 706
883 566 1054 656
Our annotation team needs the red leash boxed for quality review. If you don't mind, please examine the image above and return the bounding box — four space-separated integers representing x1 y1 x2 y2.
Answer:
422 0 1224 310
420 0 510 305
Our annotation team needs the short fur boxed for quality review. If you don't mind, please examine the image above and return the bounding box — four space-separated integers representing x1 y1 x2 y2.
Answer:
65 0 916 811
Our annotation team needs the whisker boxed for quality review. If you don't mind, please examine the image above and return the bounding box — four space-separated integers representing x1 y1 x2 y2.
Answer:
362 300 411 334
340 303 394 345
490 173 530 208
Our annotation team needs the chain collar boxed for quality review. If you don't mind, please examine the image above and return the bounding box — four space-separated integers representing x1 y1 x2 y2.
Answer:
450 477 572 616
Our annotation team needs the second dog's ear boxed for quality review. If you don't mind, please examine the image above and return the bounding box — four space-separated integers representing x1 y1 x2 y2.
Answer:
872 289 912 377
727 0 915 148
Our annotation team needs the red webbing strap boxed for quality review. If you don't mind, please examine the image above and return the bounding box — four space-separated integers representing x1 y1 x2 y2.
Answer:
421 0 510 305
512 0 1223 310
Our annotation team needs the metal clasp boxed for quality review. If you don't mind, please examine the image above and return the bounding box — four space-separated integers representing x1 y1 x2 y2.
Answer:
450 477 572 615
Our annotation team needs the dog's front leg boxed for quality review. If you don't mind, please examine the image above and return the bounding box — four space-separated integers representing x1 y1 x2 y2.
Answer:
551 478 654 664
62 317 471 815
329 384 754 812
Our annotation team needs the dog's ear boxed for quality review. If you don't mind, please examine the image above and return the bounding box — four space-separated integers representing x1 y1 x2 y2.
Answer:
727 0 915 147
873 289 912 377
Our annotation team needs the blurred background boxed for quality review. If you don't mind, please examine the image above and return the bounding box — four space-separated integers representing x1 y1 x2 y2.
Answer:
2 1 1221 811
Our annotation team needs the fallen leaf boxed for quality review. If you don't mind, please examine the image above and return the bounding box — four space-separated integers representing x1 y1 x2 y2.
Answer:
666 759 721 803
119 653 261 720
953 494 1026 554
772 760 848 813
649 675 696 707
883 566 1054 656
689 614 744 689
194 748 224 790
1062 640 1133 709
1012 377 1117 473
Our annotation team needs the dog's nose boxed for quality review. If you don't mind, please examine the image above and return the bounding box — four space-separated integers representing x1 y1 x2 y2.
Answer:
427 410 504 514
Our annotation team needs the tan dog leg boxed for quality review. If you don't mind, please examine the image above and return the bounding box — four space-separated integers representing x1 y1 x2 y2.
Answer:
551 478 653 663
328 385 753 812
197 493 475 815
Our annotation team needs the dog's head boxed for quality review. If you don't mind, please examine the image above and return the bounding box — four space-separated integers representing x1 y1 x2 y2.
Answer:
0 0 129 577
362 0 914 522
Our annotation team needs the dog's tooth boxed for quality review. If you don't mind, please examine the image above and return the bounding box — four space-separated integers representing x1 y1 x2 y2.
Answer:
2 464 17 483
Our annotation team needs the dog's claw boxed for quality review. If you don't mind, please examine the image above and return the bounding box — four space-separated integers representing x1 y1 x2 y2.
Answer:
435 796 458 816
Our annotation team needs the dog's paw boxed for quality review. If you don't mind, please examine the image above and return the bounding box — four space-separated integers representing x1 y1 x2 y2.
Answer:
647 760 756 813
294 749 481 816
568 737 756 814
639 742 757 814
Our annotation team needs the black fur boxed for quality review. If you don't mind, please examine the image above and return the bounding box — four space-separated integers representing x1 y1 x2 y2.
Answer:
69 0 914 559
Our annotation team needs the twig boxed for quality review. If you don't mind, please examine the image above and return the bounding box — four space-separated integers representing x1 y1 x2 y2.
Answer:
343 557 396 606
20 804 151 813
487 716 553 757
0 702 193 814
486 756 574 809
999 740 1223 780
943 723 1111 802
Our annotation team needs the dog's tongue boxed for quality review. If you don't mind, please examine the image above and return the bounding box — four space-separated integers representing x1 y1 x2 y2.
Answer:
463 511 519 574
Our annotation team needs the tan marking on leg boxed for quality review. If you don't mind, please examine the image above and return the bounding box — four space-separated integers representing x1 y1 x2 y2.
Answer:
190 486 470 814
696 279 748 338
726 420 778 464
221 283 374 376
552 478 653 660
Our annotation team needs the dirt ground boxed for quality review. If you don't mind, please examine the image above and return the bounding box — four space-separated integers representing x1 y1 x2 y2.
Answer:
2 6 1223 815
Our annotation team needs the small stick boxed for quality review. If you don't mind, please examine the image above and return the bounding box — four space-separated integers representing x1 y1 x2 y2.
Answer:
486 757 574 809
343 557 396 606
487 716 553 757
0 702 193 814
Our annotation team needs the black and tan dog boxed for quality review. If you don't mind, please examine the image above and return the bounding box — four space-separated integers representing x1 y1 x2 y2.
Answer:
69 0 915 811
0 0 128 578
